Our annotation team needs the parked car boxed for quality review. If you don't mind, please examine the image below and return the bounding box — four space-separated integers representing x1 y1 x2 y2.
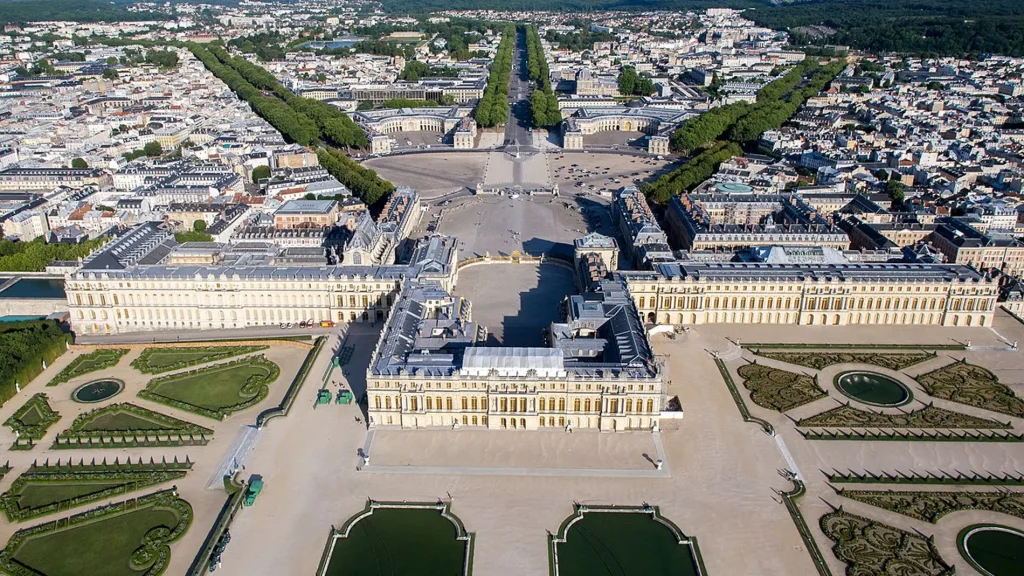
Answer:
320 321 335 328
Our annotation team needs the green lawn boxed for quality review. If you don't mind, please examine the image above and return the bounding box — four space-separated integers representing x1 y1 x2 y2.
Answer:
324 508 467 576
16 482 125 509
150 364 271 410
81 412 177 431
139 356 280 419
132 345 267 374
48 349 128 386
12 507 182 576
17 406 43 426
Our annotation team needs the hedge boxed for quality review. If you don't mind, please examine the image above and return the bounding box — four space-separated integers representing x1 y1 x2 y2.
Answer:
257 336 325 428
138 355 280 420
4 393 60 444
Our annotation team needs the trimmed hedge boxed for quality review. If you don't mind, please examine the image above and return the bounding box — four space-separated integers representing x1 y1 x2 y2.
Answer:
4 394 60 448
740 342 966 351
28 456 192 474
257 336 325 428
131 345 268 375
55 402 212 449
139 355 280 420
0 468 189 521
0 489 192 576
826 470 1024 486
801 428 1024 442
47 348 127 386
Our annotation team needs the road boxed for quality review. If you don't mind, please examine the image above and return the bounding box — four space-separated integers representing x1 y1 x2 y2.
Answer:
502 27 533 149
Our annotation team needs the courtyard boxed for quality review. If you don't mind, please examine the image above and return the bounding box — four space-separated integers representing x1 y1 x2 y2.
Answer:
455 263 575 346
362 152 488 199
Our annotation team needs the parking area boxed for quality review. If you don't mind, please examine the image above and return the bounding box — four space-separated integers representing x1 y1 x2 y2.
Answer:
549 152 677 199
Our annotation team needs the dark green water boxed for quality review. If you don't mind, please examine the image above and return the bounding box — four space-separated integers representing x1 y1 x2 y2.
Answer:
835 371 910 406
964 528 1024 576
73 380 123 403
556 512 699 576
0 278 66 299
324 508 466 576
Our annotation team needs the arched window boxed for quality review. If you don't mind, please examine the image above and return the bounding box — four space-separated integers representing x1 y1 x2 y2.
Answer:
472 397 479 410
646 399 654 412
626 399 633 412
446 397 453 410
461 397 468 410
385 397 392 409
539 398 546 411
574 398 581 412
374 396 381 409
426 397 433 410
558 398 565 411
584 399 592 412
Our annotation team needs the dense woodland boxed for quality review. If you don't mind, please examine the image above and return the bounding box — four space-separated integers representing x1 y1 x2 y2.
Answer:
0 237 107 272
0 320 70 405
0 0 164 26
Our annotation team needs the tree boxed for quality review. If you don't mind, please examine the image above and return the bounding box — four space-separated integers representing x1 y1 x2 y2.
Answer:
192 220 207 233
143 141 162 157
105 56 118 66
885 179 905 204
70 158 88 169
102 68 118 80
618 67 637 96
251 165 271 182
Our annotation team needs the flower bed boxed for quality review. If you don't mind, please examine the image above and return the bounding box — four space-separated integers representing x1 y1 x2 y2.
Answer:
4 394 60 450
54 402 212 450
138 355 280 420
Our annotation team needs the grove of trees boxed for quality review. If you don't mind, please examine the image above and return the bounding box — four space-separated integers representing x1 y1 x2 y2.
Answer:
0 237 107 272
618 66 656 96
0 320 71 405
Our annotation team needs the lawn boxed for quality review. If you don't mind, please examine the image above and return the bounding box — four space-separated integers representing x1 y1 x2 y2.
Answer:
4 394 61 448
48 349 128 386
16 482 125 509
82 412 176 432
139 355 280 419
131 345 267 374
6 492 191 576
324 507 468 576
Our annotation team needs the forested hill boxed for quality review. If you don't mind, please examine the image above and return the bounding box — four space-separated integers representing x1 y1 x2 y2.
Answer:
380 0 1024 58
0 0 165 26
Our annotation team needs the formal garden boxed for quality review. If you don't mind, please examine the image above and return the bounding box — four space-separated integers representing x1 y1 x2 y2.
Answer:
130 345 268 375
735 363 827 412
137 355 280 420
47 348 127 386
4 394 60 451
72 379 124 403
819 509 953 576
0 458 191 522
796 403 1010 430
837 488 1024 524
53 403 212 449
318 501 474 576
916 360 1024 420
752 350 937 372
548 506 706 576
0 489 192 576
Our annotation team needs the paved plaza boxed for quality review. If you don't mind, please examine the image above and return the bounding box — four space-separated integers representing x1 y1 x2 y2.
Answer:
455 263 575 346
212 310 1024 576
363 152 488 199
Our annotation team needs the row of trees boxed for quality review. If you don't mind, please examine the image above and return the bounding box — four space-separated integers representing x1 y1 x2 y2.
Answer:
473 25 516 128
525 25 562 128
668 58 828 153
646 58 847 203
190 44 366 149
316 148 394 208
641 142 743 203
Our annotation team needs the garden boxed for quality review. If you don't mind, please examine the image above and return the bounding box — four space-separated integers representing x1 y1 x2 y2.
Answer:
137 355 280 420
0 462 190 522
47 348 128 386
838 488 1024 524
819 509 952 576
916 360 1024 419
752 350 936 371
4 394 60 450
130 345 268 375
549 506 705 576
319 502 473 576
53 403 212 449
0 489 192 576
735 363 827 412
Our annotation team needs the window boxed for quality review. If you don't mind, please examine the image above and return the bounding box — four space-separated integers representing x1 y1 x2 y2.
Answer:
574 398 581 412
410 397 418 411
374 396 381 409
385 397 392 409
584 399 592 412
426 397 433 410
539 398 546 411
446 397 453 410
626 399 633 412
462 397 468 410
558 398 565 411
